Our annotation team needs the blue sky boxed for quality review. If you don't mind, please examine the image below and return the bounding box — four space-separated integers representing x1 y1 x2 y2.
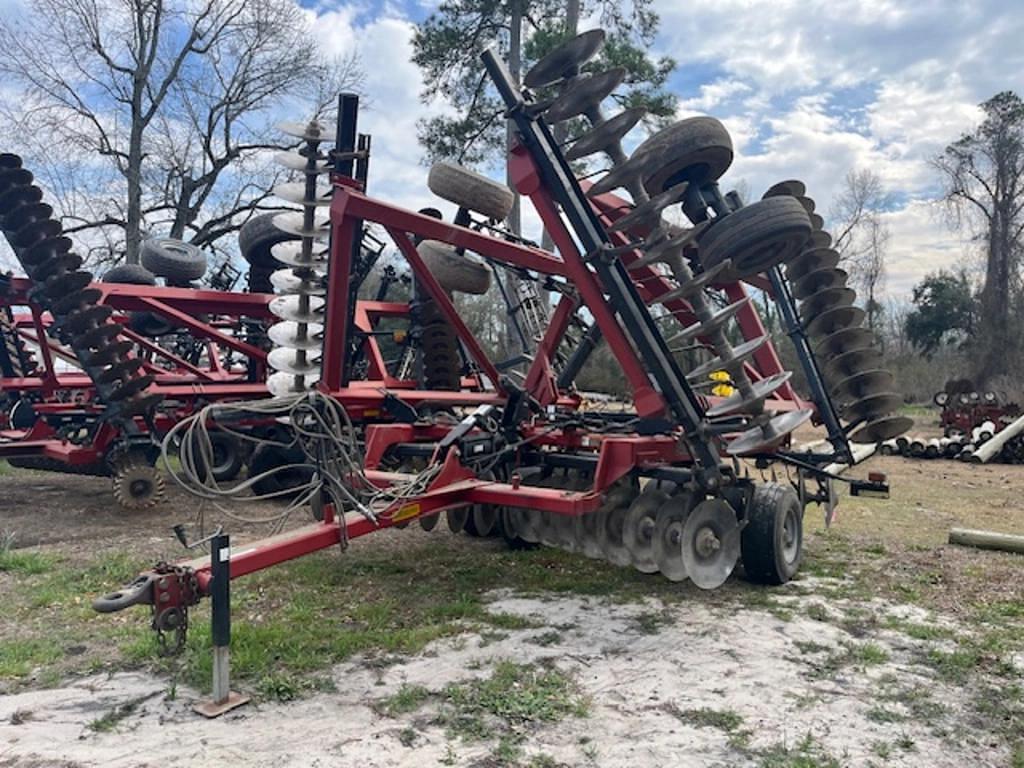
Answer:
1 0 1022 298
305 0 1024 298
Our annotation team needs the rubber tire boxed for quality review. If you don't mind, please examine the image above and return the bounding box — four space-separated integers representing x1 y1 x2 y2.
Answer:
417 285 461 391
141 238 206 282
634 116 734 194
102 263 174 336
187 431 244 483
238 213 301 292
248 442 313 498
102 264 157 285
741 483 803 585
417 240 491 295
427 162 515 221
698 197 812 278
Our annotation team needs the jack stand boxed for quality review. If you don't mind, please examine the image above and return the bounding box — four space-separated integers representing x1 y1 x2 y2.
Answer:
194 533 250 718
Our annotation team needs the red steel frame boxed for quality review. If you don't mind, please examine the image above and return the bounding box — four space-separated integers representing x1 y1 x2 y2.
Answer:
92 143 827 616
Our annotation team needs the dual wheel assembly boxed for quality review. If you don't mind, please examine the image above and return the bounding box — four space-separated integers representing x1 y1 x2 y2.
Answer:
417 471 803 589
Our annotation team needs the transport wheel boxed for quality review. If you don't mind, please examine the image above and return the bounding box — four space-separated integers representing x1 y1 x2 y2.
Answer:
102 263 174 337
416 285 461 391
635 116 734 194
741 483 803 585
248 443 313 498
238 213 302 293
427 162 515 221
103 263 157 285
185 430 244 483
698 196 812 278
417 240 491 295
141 238 207 283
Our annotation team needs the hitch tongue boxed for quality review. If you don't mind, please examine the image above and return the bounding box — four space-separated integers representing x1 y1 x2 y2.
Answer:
92 573 157 613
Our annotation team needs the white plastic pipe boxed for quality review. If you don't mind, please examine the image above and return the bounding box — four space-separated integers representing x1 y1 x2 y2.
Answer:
970 414 1024 464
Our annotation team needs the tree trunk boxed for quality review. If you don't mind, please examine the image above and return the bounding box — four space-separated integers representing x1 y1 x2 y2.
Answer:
124 120 145 264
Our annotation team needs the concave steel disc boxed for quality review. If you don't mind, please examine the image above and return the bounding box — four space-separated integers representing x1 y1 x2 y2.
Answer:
725 409 813 456
623 484 673 573
680 498 741 590
566 107 646 161
523 29 606 89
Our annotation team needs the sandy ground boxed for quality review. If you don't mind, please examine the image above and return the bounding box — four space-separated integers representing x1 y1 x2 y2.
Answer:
0 587 1013 768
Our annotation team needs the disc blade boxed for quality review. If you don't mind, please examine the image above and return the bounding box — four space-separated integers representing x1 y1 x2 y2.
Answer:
275 151 330 173
808 230 832 249
814 326 874 358
849 415 913 444
681 499 741 590
792 267 848 300
267 347 322 376
652 493 695 581
832 369 896 402
796 195 816 213
668 296 751 345
267 321 324 350
823 347 883 380
270 267 326 296
806 305 865 338
686 335 769 381
273 212 330 240
597 501 632 567
609 181 688 234
266 370 319 396
623 485 672 573
653 260 731 303
546 68 626 123
786 248 840 284
763 179 806 199
725 409 814 456
524 29 606 88
277 120 332 143
706 371 793 418
842 392 903 423
446 507 468 533
800 286 857 319
271 241 330 268
566 107 645 161
273 182 332 207
269 294 325 323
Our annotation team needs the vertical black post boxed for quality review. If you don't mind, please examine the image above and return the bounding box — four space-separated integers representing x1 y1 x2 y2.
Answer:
334 93 362 386
335 94 359 175
194 532 249 717
210 533 230 649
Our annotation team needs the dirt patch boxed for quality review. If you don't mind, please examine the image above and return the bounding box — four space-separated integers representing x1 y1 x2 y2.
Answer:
0 591 1016 768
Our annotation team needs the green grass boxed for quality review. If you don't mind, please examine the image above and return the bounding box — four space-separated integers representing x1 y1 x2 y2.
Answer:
0 548 56 575
380 684 431 716
756 732 842 768
664 704 744 732
0 637 63 677
439 661 588 743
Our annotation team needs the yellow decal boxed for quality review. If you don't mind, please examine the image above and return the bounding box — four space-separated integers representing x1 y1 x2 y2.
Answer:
392 503 421 523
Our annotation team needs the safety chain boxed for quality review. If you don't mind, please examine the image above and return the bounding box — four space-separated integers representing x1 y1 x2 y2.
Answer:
150 561 200 656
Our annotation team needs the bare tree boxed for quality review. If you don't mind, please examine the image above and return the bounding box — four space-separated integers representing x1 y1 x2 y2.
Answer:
0 0 361 266
933 91 1024 382
829 168 890 331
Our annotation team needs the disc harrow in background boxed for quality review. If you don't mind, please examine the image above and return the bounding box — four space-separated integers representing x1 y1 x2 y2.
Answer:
0 152 160 424
268 121 333 397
